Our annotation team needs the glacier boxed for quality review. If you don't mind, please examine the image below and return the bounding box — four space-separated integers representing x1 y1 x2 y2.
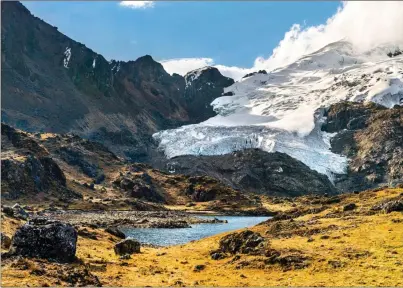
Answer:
153 41 403 179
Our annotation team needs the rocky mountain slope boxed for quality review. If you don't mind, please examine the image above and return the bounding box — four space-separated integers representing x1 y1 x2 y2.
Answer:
322 102 402 192
1 1 233 162
155 149 337 197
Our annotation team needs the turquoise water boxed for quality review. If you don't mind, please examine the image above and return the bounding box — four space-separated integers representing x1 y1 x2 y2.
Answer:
121 216 268 246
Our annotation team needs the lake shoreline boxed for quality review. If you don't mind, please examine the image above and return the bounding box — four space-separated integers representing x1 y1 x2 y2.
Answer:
121 215 270 246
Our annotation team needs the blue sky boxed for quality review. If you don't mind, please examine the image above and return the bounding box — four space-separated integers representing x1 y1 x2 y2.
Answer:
23 1 340 68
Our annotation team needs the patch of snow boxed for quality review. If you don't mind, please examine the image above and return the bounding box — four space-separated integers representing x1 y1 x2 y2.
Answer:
111 61 121 74
184 66 211 88
92 58 96 69
275 167 283 173
63 47 71 68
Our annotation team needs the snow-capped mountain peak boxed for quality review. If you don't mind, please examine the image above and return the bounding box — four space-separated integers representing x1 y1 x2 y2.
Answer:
153 41 403 179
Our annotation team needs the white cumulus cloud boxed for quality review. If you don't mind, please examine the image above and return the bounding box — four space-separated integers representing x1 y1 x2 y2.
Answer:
159 1 403 80
254 1 403 71
119 1 155 9
161 58 251 80
161 58 214 76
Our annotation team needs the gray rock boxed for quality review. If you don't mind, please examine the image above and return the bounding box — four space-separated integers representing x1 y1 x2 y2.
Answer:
9 218 77 262
372 199 403 213
217 230 268 255
1 233 11 249
11 204 29 220
105 227 126 239
114 238 141 255
343 203 357 211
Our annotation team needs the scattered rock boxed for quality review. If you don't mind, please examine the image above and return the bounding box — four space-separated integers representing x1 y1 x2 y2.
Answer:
371 198 403 213
58 266 102 286
105 227 125 239
343 203 357 211
77 228 98 240
328 260 345 269
9 218 77 262
210 251 226 260
193 264 206 272
2 204 29 220
216 230 269 256
119 254 131 260
1 233 12 249
114 238 141 255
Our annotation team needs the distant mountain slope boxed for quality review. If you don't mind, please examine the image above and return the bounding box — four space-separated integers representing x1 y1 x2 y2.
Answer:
154 148 337 197
1 2 233 161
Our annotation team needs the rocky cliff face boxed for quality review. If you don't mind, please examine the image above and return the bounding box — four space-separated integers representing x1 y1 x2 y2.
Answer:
183 67 234 123
1 2 233 162
1 124 81 201
155 149 337 197
322 102 403 192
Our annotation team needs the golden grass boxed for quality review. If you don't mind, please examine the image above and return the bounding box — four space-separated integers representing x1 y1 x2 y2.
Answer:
1 188 403 286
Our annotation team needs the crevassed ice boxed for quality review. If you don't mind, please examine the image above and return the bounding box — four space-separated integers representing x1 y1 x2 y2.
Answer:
154 41 403 179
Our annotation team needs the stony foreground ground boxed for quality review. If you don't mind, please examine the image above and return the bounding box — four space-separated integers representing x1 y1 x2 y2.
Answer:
1 187 403 287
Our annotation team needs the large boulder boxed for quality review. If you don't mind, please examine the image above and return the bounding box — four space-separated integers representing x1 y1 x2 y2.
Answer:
114 238 141 255
217 230 269 255
9 218 78 262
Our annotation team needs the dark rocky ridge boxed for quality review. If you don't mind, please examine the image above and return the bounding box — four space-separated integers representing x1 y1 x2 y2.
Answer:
1 2 233 162
155 149 337 197
322 101 402 192
183 67 234 123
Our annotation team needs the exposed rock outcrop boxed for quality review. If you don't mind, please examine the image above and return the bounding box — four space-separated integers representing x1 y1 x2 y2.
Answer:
114 239 141 255
2 204 29 220
1 124 82 201
210 230 269 259
183 67 234 123
322 102 403 191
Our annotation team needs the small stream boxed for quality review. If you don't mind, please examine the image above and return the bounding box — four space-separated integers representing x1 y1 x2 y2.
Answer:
121 216 269 246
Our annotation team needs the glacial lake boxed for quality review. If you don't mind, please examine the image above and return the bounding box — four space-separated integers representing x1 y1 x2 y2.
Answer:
122 216 269 246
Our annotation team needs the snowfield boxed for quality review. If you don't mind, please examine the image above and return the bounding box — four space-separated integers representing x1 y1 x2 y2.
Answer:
154 41 403 180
